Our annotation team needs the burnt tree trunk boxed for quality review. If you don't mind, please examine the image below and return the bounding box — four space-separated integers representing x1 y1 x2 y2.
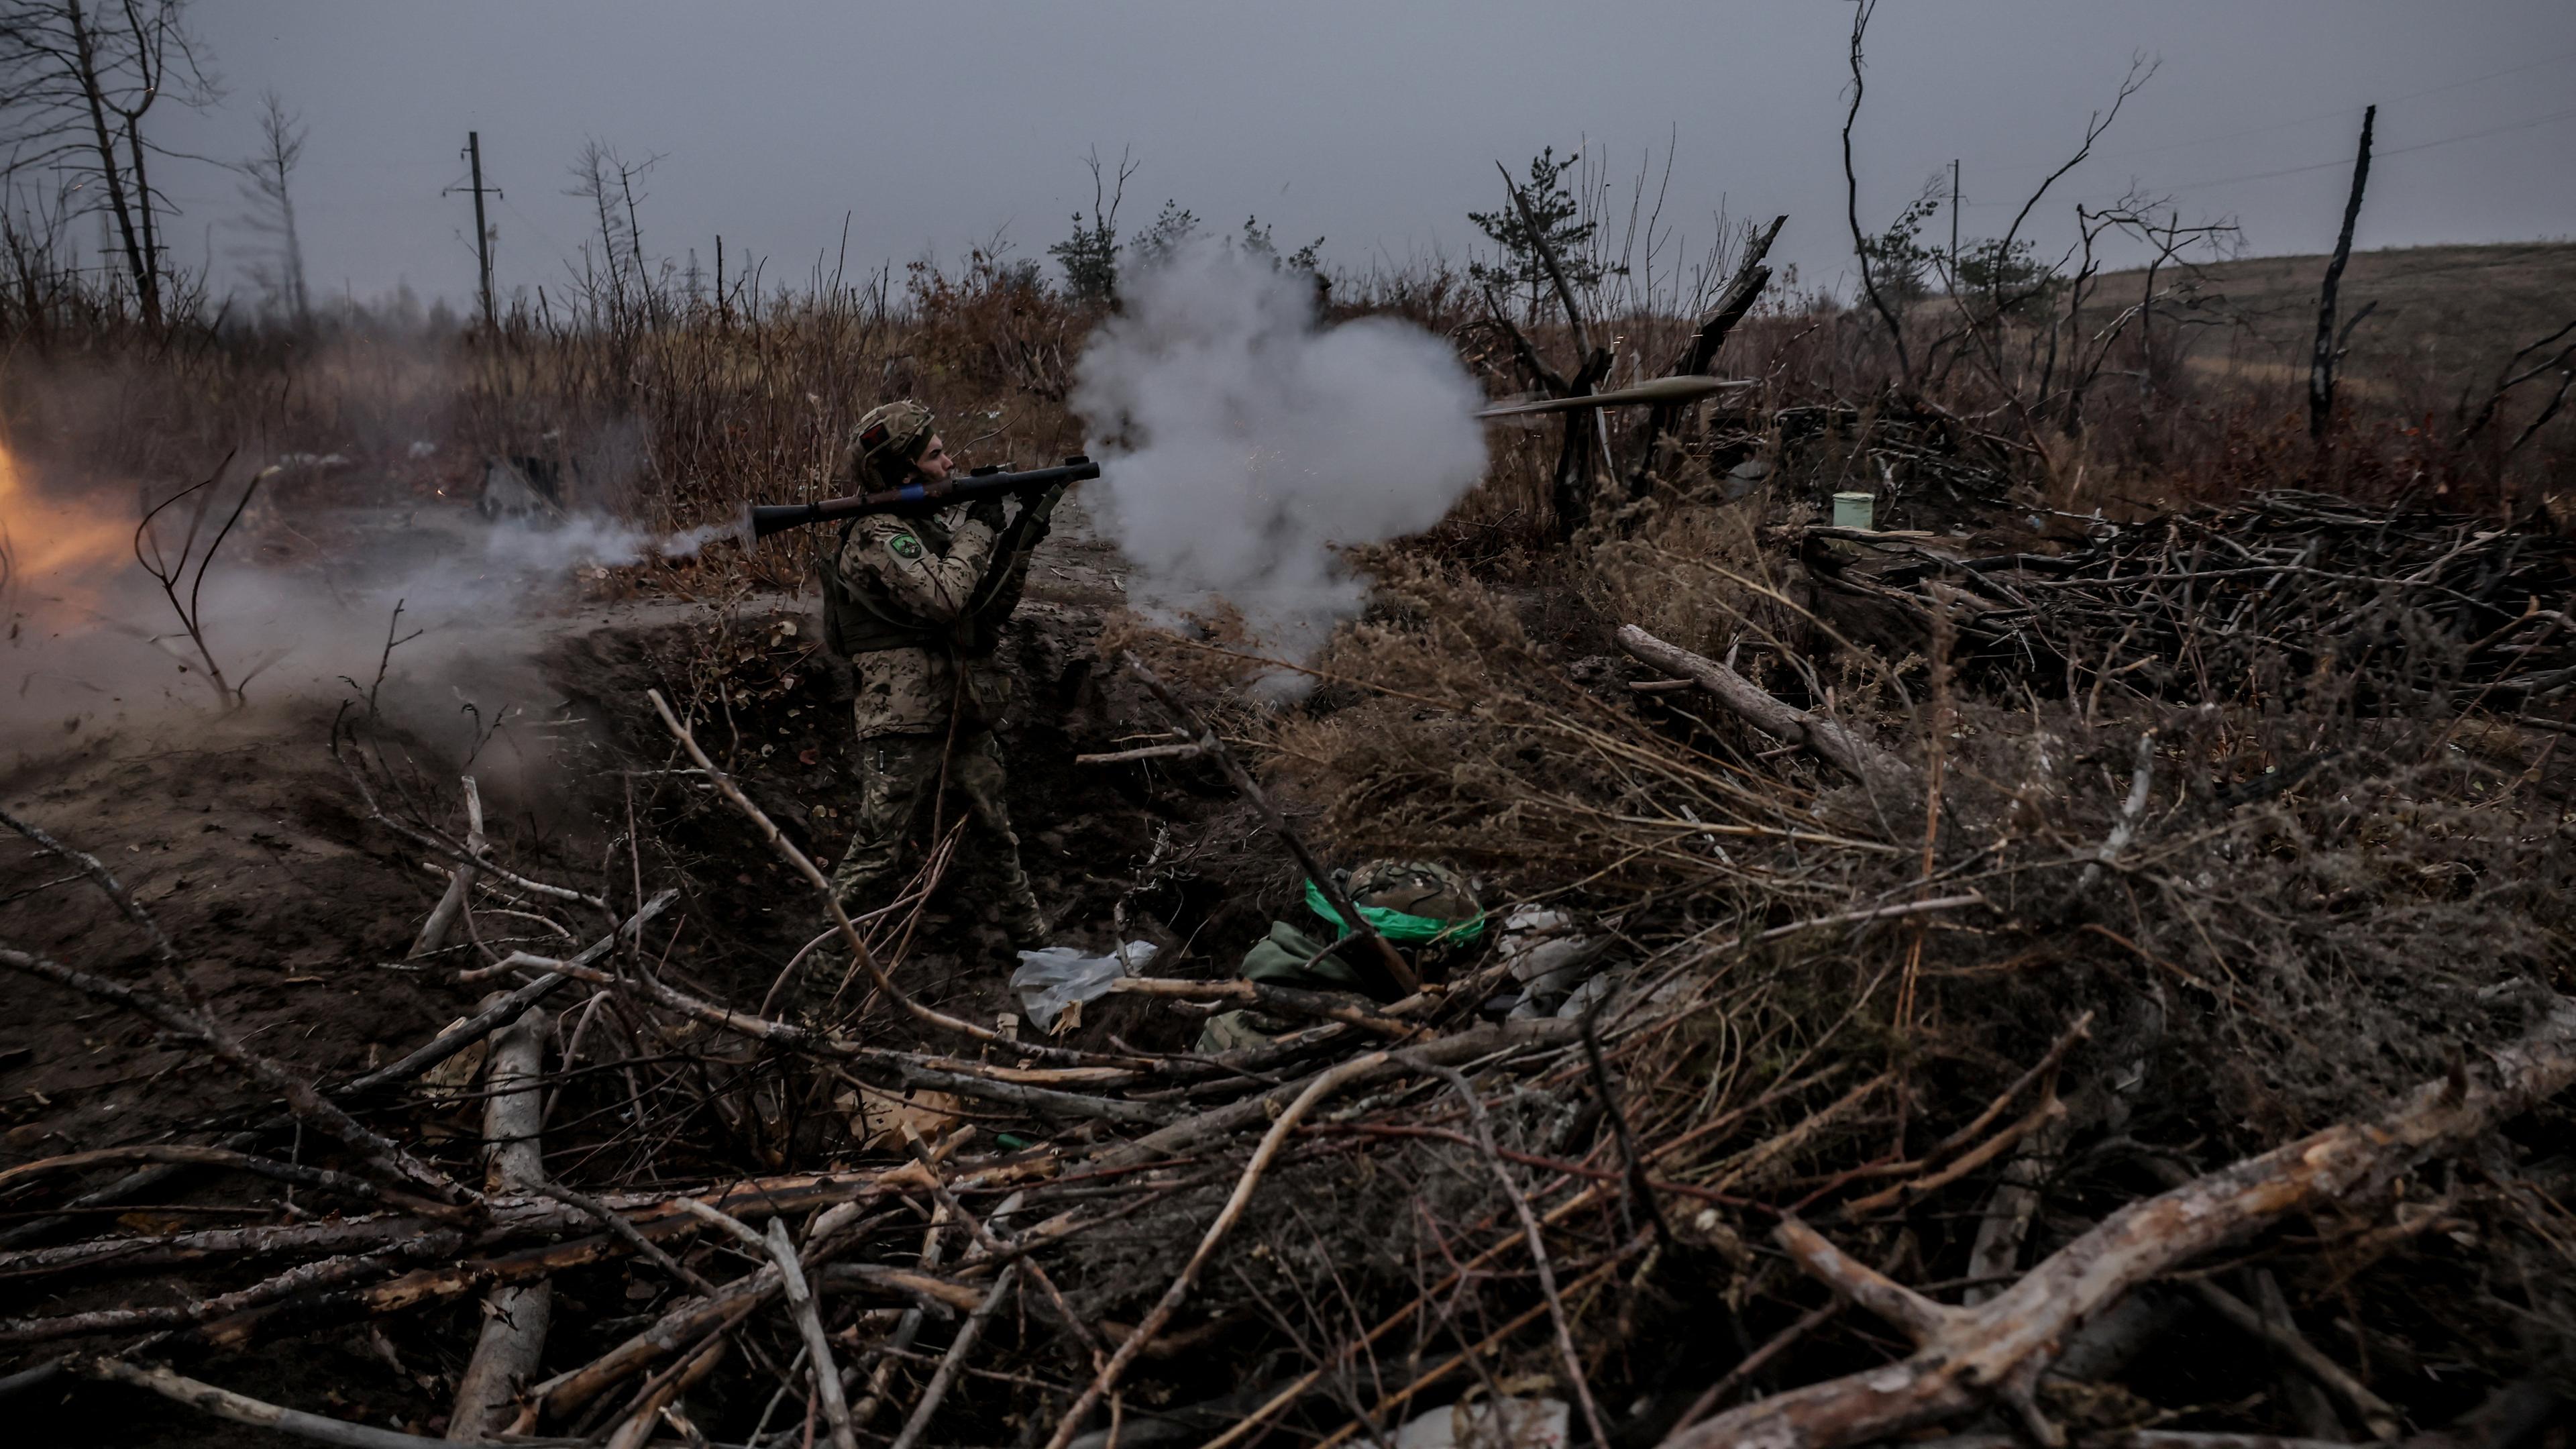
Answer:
1627 214 1786 497
2308 104 2375 441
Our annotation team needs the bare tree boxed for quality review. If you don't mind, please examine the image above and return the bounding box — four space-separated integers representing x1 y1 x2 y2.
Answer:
564 138 667 329
2047 196 2238 430
1907 51 2157 440
0 0 217 327
1841 0 1912 384
235 88 309 326
1049 144 1136 305
0 168 83 337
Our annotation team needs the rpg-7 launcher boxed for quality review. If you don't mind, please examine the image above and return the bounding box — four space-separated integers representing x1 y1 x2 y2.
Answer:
747 455 1099 540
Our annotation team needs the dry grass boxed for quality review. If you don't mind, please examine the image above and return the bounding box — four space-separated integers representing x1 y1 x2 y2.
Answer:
5 233 2576 1446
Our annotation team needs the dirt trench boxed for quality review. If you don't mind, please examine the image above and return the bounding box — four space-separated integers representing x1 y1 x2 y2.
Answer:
0 515 1302 1442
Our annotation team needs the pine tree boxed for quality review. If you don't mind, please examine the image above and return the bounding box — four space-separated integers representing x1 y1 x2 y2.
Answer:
1468 148 1617 311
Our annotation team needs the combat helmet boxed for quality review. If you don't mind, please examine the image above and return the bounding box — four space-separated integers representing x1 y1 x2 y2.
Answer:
851 400 936 486
1305 859 1487 951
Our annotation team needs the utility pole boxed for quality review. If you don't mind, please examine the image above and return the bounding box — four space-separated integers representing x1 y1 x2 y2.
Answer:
449 131 500 330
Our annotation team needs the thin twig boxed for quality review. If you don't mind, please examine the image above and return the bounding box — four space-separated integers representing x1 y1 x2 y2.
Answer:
888 1261 1020 1449
1425 1061 1613 1449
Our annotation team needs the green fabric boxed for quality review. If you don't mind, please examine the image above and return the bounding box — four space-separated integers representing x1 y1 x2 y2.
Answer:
1201 921 1363 1055
1240 920 1365 989
1303 879 1487 946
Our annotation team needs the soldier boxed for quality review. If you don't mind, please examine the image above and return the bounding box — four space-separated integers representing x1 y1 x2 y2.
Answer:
1198 860 1486 1052
819 400 1065 950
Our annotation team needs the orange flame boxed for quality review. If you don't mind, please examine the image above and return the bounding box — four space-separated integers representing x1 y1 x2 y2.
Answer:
0 437 136 602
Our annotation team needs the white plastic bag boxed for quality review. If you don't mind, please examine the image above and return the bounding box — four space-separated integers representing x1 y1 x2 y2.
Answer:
1011 941 1159 1032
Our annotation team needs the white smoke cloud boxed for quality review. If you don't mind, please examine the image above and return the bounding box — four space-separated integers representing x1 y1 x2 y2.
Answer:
1072 244 1487 660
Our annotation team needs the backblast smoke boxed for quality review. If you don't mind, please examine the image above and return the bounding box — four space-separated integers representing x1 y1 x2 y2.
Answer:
1071 242 1488 664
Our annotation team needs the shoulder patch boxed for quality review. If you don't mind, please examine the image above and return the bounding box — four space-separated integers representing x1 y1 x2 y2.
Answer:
885 533 924 561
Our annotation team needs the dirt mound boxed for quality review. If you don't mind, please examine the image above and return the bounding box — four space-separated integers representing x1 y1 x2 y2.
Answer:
2 709 456 1167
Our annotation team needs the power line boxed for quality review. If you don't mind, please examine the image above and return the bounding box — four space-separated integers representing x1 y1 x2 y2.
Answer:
1964 42 2576 184
2087 42 2576 168
2147 103 2576 193
1958 99 2576 208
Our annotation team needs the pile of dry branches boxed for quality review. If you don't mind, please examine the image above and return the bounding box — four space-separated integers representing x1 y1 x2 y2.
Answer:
6 473 2572 1448
1800 490 2576 714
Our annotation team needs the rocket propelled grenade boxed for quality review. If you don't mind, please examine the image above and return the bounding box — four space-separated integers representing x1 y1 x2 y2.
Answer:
1475 374 1756 419
747 456 1100 540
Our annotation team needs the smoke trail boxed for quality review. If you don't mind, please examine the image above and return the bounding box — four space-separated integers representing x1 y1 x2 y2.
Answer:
1071 243 1487 662
0 439 739 756
479 512 743 571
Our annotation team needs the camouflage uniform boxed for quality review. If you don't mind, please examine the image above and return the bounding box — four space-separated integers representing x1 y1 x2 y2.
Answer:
1197 861 1485 1053
820 402 1062 946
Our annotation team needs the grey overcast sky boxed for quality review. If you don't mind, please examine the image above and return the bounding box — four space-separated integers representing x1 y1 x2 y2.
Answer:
137 1 2576 311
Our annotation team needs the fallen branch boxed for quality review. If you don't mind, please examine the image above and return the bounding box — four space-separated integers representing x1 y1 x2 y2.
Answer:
0 1145 406 1206
72 1355 582 1449
533 1178 714 1297
0 1234 464 1345
1617 623 1910 793
760 1214 859 1449
1104 975 1425 1039
1 1162 1015 1287
815 1263 986 1314
410 776 485 959
0 944 465 1205
603 1330 728 1449
1040 1049 1398 1449
2181 1276 2402 1440
896 1063 1171 1126
447 1003 552 1440
1662 996 2576 1449
1094 1017 1581 1169
888 1261 1020 1449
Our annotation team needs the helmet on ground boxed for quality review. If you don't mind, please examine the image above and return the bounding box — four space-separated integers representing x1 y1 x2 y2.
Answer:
1348 859 1481 922
1305 859 1487 948
851 400 936 483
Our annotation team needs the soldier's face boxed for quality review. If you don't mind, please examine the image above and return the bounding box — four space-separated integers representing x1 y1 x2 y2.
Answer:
914 435 954 482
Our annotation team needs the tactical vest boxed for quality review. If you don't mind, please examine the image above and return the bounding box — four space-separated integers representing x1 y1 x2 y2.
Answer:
816 488 1058 659
818 513 956 657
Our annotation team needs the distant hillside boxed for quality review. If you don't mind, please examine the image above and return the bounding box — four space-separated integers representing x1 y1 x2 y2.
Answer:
2092 240 2576 404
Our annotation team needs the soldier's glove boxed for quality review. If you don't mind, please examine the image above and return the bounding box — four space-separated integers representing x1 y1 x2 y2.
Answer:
966 493 1008 531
